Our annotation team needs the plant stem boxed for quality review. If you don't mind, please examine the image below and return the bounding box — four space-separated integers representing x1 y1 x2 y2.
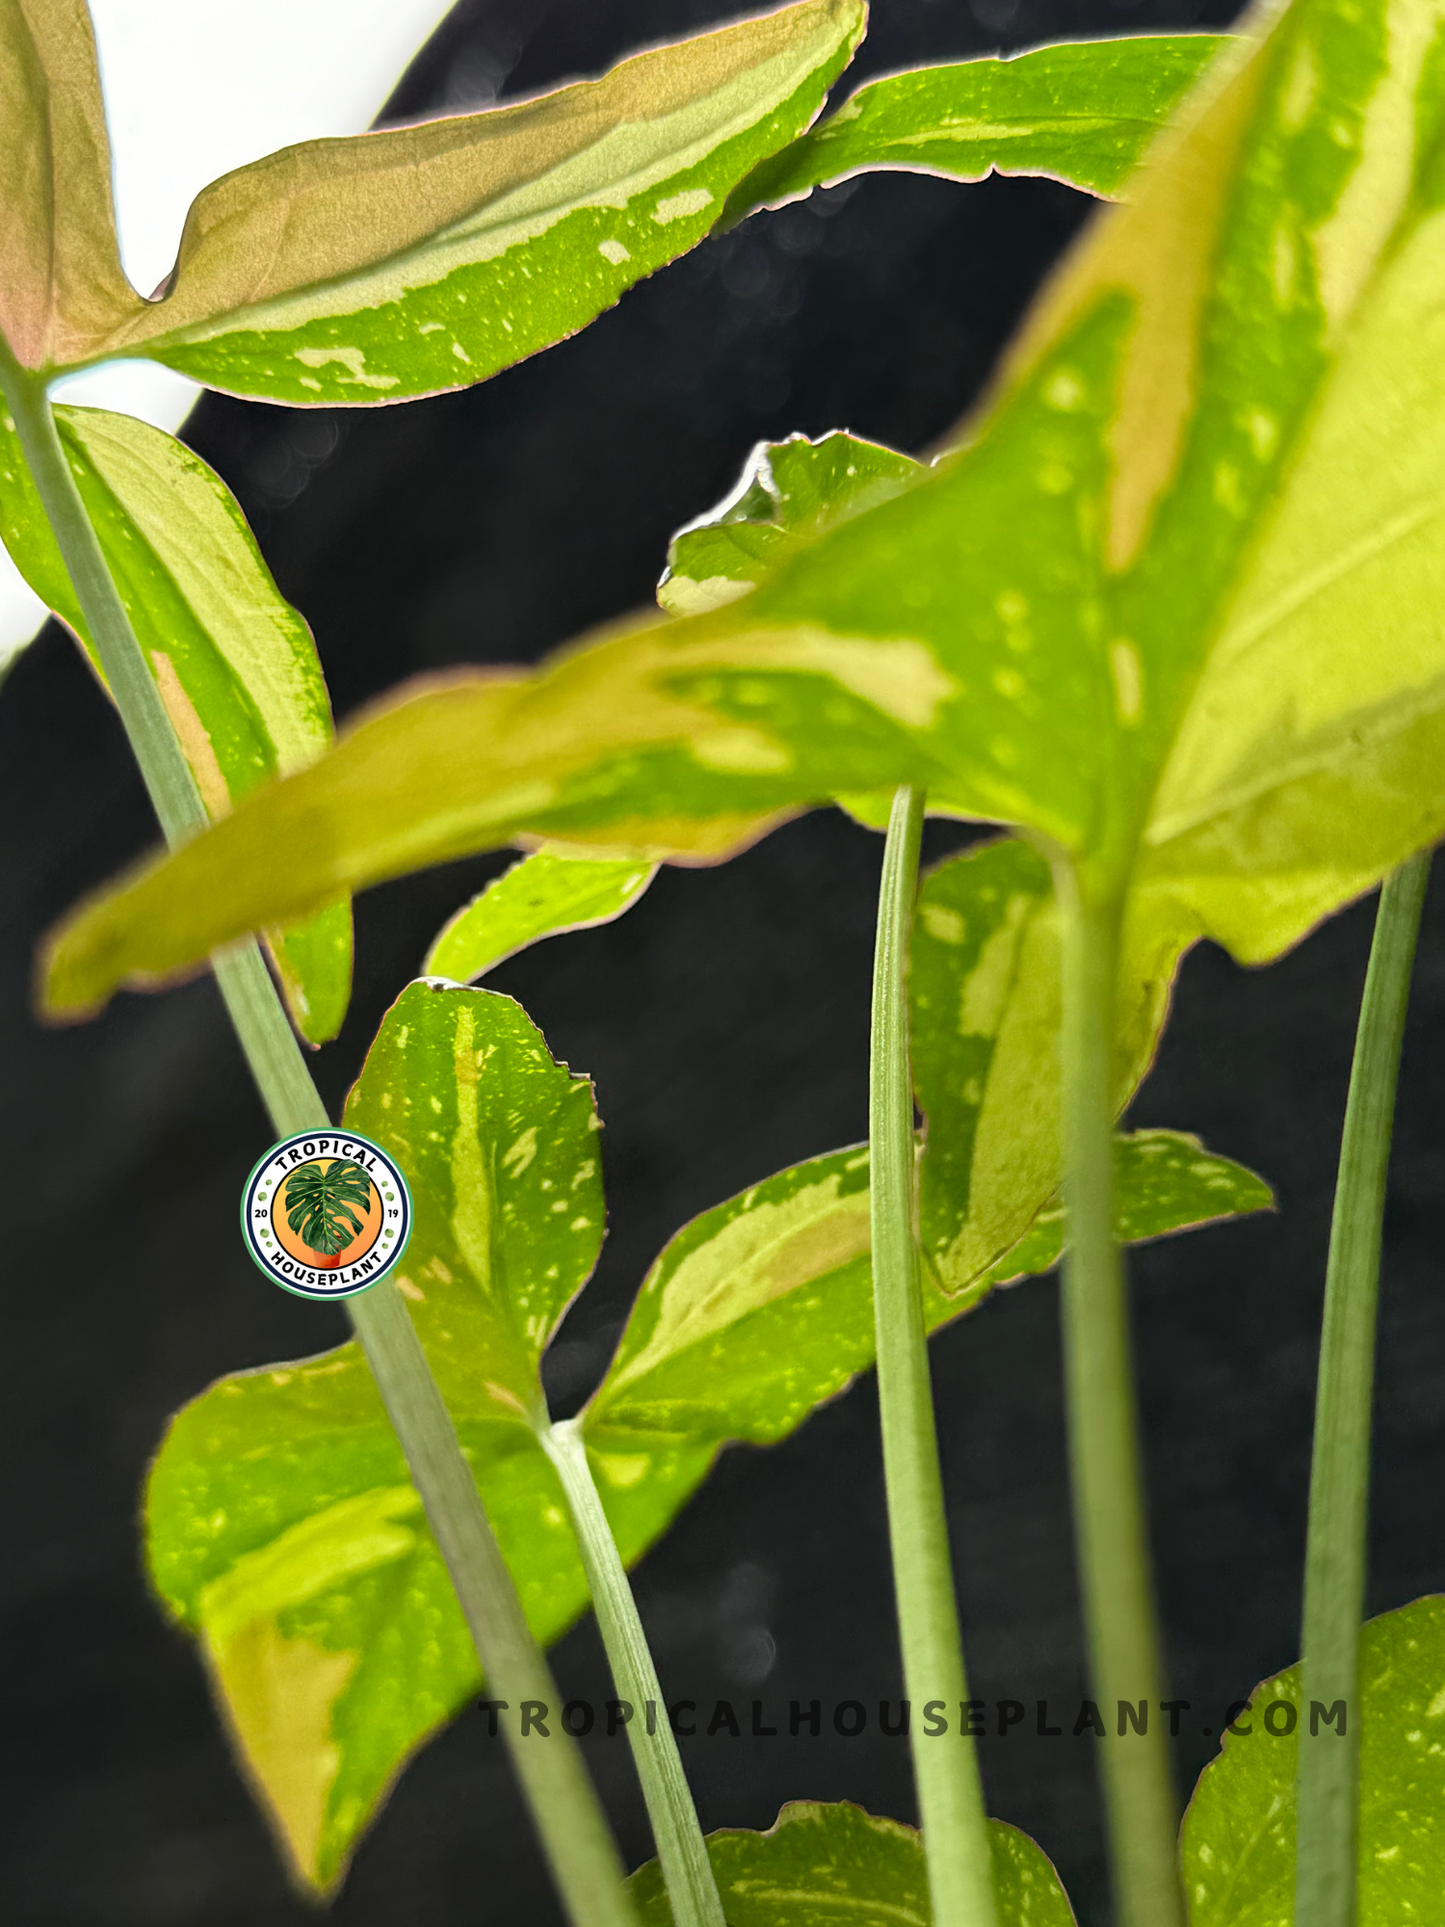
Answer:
544 1418 726 1927
1052 860 1182 1927
1 354 637 1927
871 785 998 1927
1296 852 1430 1927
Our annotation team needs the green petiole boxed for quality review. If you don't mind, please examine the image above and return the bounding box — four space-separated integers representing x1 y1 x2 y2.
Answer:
870 785 998 1927
1052 861 1182 1927
0 346 638 1927
544 1419 726 1927
1296 852 1431 1924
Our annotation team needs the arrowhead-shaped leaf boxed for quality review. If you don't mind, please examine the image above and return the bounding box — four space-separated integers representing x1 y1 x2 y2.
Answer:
0 401 350 1040
149 977 1265 1892
424 849 657 984
0 0 137 371
148 980 609 1889
53 0 863 402
723 31 1233 222
46 0 1445 1016
1181 1595 1445 1924
587 1128 1268 1448
627 1801 1077 1925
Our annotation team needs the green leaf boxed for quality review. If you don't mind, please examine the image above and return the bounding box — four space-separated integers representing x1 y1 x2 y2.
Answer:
424 848 657 984
0 401 350 1040
147 1348 576 1896
1180 1595 1445 1924
586 1126 1269 1448
344 981 607 1409
912 836 1202 1290
36 626 936 1010
54 0 863 402
722 32 1233 225
148 975 1263 1893
658 430 922 616
587 1139 874 1445
655 428 923 837
147 979 608 1889
0 0 137 372
53 0 1445 1015
627 1801 1077 1925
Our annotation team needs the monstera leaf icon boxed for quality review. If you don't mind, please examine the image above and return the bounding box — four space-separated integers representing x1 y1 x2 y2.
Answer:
283 1159 373 1263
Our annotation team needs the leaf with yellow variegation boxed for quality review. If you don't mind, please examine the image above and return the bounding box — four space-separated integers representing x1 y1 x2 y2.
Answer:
629 1801 1077 1927
911 836 1198 1291
37 0 864 403
657 430 921 616
723 30 1232 221
424 848 657 984
48 0 1445 1027
0 401 350 1041
149 981 1265 1891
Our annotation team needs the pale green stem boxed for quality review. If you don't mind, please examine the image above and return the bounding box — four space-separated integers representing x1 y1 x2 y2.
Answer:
1296 852 1430 1927
0 350 636 1927
1052 859 1182 1927
544 1419 726 1927
871 785 998 1927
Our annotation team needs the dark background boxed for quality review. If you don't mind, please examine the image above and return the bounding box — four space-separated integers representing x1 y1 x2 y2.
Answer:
5 1 1443 1922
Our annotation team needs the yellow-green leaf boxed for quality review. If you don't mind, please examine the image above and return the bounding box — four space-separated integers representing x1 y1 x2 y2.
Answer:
46 0 1445 1007
658 429 921 615
148 979 608 1888
723 32 1233 223
148 977 1263 1893
37 621 957 1011
1181 1596 1445 1924
56 0 864 403
912 836 1200 1290
424 848 657 983
0 401 350 1039
628 1801 1077 1926
586 1126 1269 1446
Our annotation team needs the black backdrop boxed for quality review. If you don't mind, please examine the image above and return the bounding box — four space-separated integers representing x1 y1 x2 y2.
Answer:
6 2 1444 1923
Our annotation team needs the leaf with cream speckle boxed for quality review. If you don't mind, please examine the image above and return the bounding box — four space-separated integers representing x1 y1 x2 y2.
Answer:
1182 1596 1445 1925
146 981 605 1891
629 1800 1076 1926
24 1 863 403
50 0 1445 1019
657 429 921 617
723 31 1233 221
146 974 1265 1896
911 835 1214 1291
584 1125 1267 1451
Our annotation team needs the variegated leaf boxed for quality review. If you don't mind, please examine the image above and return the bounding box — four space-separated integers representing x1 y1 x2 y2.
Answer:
148 980 1265 1894
629 1802 1077 1926
148 980 606 1889
39 0 864 403
0 401 350 1040
47 0 1445 1060
723 31 1232 220
424 848 657 984
1181 1596 1445 1924
657 430 922 616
